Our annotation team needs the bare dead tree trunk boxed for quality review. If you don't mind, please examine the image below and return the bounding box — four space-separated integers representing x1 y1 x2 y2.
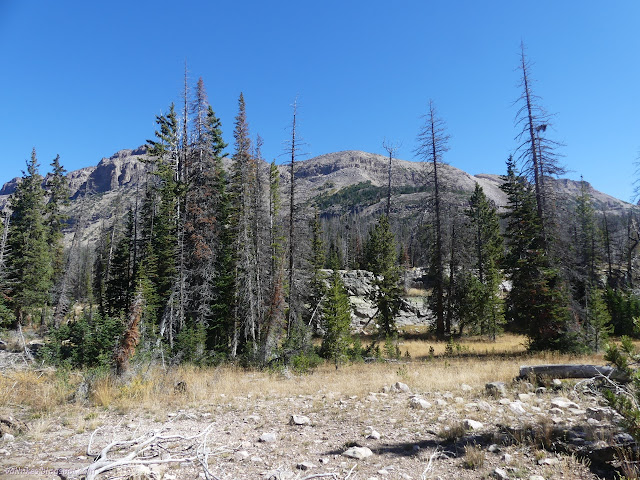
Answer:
287 99 298 338
382 140 400 218
0 212 9 275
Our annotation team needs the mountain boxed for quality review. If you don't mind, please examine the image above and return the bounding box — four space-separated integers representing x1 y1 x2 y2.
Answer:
0 147 633 246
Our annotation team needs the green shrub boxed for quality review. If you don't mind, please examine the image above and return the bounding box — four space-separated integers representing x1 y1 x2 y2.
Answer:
43 312 124 369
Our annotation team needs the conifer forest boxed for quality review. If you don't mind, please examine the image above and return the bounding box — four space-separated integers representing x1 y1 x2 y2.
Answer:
2 46 640 374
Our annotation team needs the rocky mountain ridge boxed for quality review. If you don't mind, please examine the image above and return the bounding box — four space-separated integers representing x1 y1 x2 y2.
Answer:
0 147 634 246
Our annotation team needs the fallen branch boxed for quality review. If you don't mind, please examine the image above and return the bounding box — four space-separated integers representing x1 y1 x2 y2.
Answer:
519 364 629 382
76 424 220 480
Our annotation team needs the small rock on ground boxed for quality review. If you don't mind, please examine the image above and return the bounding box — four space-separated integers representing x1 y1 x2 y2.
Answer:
343 446 373 459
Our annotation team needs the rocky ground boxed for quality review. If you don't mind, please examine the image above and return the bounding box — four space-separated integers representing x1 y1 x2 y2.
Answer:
0 367 632 480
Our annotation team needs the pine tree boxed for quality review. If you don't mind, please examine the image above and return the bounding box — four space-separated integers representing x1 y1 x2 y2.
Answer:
364 215 402 337
500 158 572 351
7 149 53 324
46 154 70 281
320 270 352 369
308 209 326 331
465 183 504 339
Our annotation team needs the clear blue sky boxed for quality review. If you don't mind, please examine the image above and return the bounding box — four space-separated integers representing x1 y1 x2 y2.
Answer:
1 1 639 201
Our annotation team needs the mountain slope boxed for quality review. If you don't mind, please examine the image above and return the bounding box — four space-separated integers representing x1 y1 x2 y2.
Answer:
0 148 633 246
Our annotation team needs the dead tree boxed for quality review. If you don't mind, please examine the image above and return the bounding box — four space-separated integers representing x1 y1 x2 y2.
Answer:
415 100 450 337
382 139 401 217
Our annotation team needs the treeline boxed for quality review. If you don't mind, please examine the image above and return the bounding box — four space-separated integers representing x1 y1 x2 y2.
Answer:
1 46 640 373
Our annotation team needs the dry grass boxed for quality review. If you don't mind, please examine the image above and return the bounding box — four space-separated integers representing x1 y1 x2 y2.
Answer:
0 334 612 416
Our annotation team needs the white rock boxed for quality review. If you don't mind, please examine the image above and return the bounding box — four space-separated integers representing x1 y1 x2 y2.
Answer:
538 457 559 466
367 430 381 440
343 446 373 459
435 399 447 406
0 448 9 455
297 461 315 470
409 397 432 409
509 401 527 414
259 432 277 443
463 419 484 431
550 397 579 410
529 476 546 480
290 415 311 425
552 379 563 388
499 398 511 405
518 393 532 402
461 384 473 392
234 450 250 461
493 467 509 479
454 397 464 404
394 382 411 393
486 381 507 397
1 433 14 442
501 453 512 463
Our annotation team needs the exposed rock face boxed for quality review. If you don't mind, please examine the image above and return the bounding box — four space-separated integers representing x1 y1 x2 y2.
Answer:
0 148 633 249
323 269 430 331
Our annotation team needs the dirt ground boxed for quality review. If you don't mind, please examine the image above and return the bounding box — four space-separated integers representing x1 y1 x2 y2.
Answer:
0 367 623 480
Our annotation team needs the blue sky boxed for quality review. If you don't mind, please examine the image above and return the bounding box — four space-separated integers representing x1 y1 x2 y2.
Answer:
1 1 639 201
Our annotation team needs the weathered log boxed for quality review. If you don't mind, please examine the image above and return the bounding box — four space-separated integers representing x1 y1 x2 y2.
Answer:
519 364 630 383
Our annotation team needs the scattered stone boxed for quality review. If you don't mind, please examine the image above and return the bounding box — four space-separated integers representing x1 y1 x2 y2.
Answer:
550 397 579 410
548 407 563 416
454 397 464 404
245 415 261 423
486 382 507 397
493 467 509 479
586 407 614 421
377 469 390 475
0 448 9 455
296 461 315 470
435 399 447 406
615 432 635 444
501 453 512 463
508 401 526 415
568 408 586 416
529 476 545 480
522 382 535 392
394 382 411 393
318 457 329 464
234 450 250 461
538 457 559 466
409 397 432 409
499 398 511 405
551 416 563 425
251 456 263 463
289 415 310 426
367 430 381 440
463 419 484 431
535 387 547 395
552 379 563 389
343 446 373 459
461 384 472 392
259 432 277 443
488 444 500 453
1 433 15 442
0 340 6 350
518 393 532 402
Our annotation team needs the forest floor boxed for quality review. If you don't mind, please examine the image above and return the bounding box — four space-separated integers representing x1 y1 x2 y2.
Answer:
0 334 633 480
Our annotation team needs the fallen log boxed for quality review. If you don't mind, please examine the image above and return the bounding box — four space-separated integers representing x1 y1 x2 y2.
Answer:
519 364 630 383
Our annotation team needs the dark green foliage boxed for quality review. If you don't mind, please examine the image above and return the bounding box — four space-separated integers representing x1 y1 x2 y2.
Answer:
7 149 54 324
174 323 207 365
363 215 402 336
313 181 427 210
463 183 504 338
46 154 70 280
44 313 124 369
308 210 327 331
319 271 352 368
500 158 573 351
603 337 640 441
604 287 640 336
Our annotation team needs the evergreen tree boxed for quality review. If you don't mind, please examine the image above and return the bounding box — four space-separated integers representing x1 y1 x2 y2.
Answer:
7 149 53 324
46 154 70 281
464 183 504 339
320 271 352 369
308 209 326 331
364 215 402 337
500 158 573 351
